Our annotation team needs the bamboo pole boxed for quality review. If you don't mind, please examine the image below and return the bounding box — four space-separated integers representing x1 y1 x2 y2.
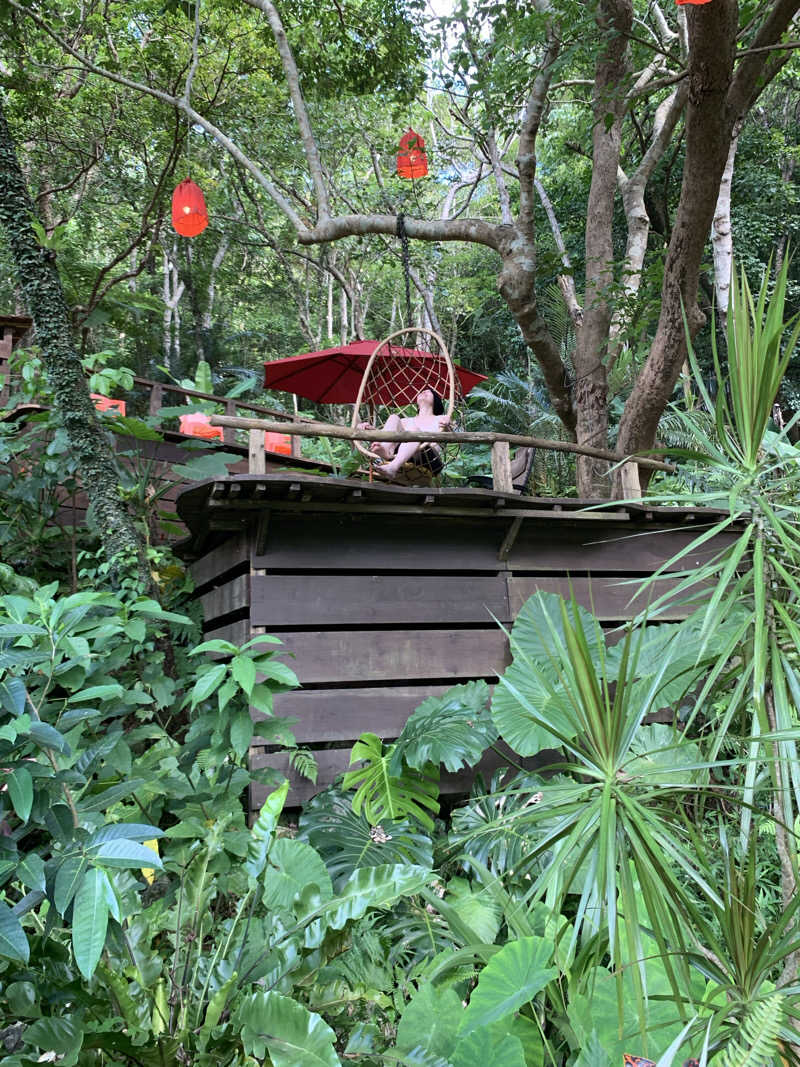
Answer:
210 414 676 473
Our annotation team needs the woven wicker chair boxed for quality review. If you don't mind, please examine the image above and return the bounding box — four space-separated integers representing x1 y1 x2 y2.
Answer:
351 327 462 485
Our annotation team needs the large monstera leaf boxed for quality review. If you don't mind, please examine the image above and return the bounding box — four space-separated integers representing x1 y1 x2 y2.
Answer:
391 681 497 774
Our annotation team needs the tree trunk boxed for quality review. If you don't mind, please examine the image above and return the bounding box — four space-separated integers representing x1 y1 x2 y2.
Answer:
617 0 739 474
711 123 740 329
572 0 632 496
0 100 146 578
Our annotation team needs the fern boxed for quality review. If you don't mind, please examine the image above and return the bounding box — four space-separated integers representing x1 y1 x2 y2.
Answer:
717 994 784 1067
342 733 440 831
288 746 318 784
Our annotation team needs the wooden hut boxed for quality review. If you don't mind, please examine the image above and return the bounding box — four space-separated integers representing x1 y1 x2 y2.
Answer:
177 473 733 811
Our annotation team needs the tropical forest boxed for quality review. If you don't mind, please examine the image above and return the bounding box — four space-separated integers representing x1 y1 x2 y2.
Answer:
1 0 800 1064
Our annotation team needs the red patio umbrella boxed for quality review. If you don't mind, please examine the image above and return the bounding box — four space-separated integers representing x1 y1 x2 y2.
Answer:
263 340 486 405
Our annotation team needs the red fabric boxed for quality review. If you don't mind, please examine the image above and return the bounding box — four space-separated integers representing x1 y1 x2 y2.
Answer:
172 178 209 237
397 128 428 179
91 394 126 416
675 0 712 5
264 431 292 455
179 412 223 440
263 341 486 404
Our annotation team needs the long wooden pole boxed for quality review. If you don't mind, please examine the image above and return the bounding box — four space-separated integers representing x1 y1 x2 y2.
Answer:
210 413 676 473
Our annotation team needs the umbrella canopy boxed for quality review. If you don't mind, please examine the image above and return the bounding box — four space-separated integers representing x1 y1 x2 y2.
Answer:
263 340 486 406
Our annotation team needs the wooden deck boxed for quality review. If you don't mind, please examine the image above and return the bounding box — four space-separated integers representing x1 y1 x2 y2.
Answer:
177 474 735 809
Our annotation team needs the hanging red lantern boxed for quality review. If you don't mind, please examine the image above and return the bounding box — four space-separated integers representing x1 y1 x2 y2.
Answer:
397 129 428 180
171 178 208 237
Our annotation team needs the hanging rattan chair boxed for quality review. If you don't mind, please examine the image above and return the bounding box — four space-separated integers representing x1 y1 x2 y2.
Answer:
350 327 463 485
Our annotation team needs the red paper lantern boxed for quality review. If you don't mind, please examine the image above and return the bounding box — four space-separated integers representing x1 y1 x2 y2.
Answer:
675 0 712 5
171 178 208 237
397 129 428 180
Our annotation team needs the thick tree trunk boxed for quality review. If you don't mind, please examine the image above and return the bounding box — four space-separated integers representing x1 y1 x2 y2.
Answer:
616 0 739 472
0 99 145 577
712 125 740 329
573 0 632 496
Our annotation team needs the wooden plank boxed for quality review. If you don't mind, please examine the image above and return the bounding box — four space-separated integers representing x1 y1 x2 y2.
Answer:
253 514 506 571
506 523 738 574
250 744 554 808
251 629 509 685
199 573 250 626
508 575 692 621
255 685 454 744
201 617 250 645
250 575 509 627
190 531 250 589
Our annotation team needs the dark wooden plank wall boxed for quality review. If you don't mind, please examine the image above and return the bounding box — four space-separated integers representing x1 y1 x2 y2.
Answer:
194 509 733 809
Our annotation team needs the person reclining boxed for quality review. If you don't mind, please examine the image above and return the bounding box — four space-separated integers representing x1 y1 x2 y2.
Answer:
360 387 451 479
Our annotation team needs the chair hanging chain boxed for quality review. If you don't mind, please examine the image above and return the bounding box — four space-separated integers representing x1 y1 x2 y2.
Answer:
396 213 413 328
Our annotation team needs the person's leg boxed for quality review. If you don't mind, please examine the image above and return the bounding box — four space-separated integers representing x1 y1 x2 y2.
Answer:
382 438 423 476
369 413 401 461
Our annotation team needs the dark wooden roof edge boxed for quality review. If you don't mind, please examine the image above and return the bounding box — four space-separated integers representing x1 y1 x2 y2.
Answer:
174 472 733 560
0 315 34 338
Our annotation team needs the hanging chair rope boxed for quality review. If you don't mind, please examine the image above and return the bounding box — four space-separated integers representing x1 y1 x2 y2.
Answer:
396 213 413 329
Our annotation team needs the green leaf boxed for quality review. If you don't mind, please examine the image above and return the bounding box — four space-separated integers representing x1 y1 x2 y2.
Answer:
72 868 109 978
6 765 33 822
258 659 300 687
16 852 45 892
451 1028 526 1067
88 840 165 869
21 1016 83 1055
396 982 462 1059
67 684 124 703
235 990 341 1065
262 838 333 912
230 710 254 759
573 1030 611 1067
0 676 26 716
232 654 257 696
343 732 440 830
459 937 556 1035
393 681 497 773
313 863 430 929
54 855 87 915
0 899 29 962
27 721 70 753
190 663 228 707
246 779 289 879
87 823 164 845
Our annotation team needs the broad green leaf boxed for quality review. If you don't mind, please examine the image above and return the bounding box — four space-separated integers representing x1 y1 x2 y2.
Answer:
7 765 33 822
396 982 462 1060
343 732 440 830
393 681 497 773
445 877 501 944
88 839 165 869
20 1016 83 1056
451 1028 526 1067
236 990 340 1065
258 659 300 687
72 868 109 978
573 1030 612 1067
0 899 29 962
232 654 257 696
459 936 556 1035
88 823 164 845
263 838 333 912
311 863 430 929
190 663 228 707
0 676 27 715
67 684 124 703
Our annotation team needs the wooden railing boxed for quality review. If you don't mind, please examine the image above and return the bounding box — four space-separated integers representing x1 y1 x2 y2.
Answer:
0 358 310 458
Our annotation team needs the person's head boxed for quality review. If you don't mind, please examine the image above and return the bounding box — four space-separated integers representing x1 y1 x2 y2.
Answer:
417 387 444 415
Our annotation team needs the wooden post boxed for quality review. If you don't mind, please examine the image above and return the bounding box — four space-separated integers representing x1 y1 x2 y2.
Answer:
620 461 641 499
491 441 513 493
249 429 266 474
223 399 237 444
149 383 163 418
290 417 302 458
